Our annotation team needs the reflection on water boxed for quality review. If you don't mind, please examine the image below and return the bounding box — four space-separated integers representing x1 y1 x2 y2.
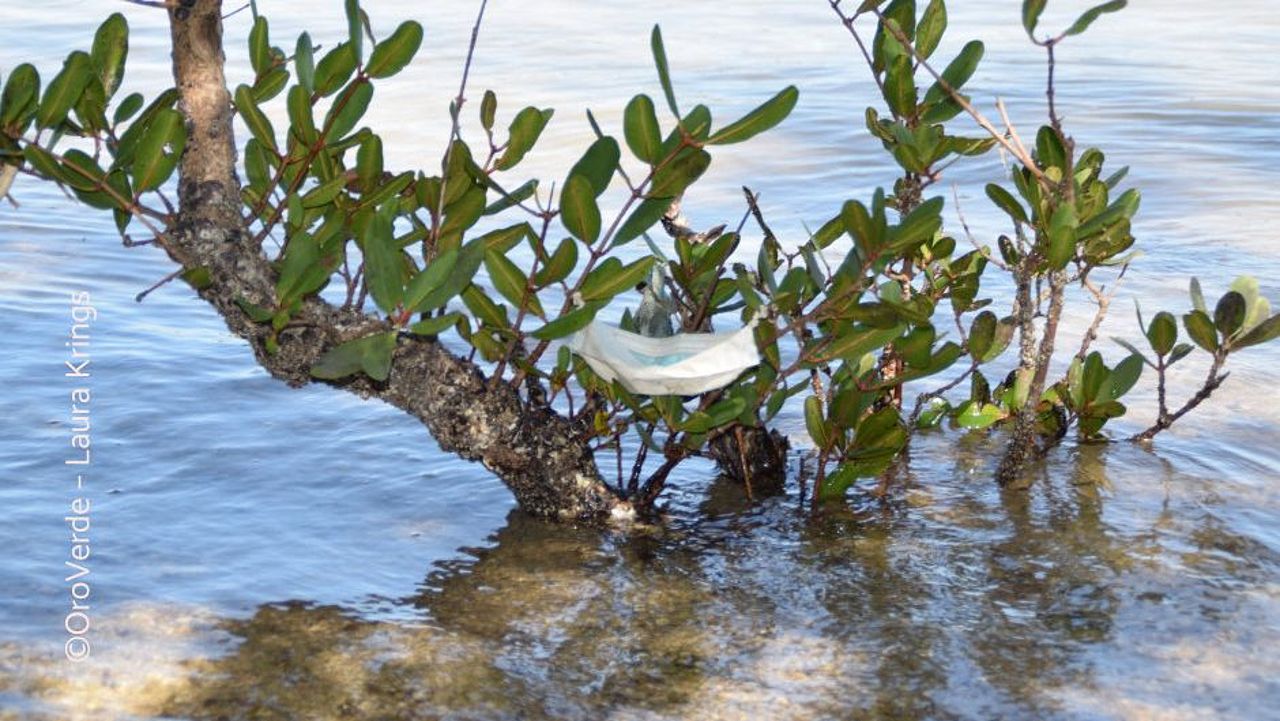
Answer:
3 0 1280 719
5 437 1278 721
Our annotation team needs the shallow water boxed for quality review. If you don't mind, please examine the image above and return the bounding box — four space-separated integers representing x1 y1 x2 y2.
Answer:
2 1 1279 720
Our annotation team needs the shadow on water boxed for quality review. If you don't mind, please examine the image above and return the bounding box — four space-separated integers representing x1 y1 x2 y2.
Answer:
4 435 1273 721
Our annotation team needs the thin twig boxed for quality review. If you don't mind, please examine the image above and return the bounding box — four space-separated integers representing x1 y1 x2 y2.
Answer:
431 0 489 251
135 268 184 302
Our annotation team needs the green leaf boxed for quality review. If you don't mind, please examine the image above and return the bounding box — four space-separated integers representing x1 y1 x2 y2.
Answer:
1046 203 1077 270
495 106 553 171
986 183 1028 224
90 13 128 99
816 324 905 363
461 285 510 329
366 20 423 78
1189 277 1208 314
37 51 93 129
1214 291 1247 339
1147 311 1177 357
534 236 578 287
480 90 496 131
362 203 405 315
344 0 364 62
1022 0 1047 38
890 196 943 252
234 84 277 153
882 56 916 119
1107 353 1144 400
1235 315 1280 349
1065 0 1127 36
567 136 620 196
968 310 996 361
323 78 373 142
922 40 983 106
707 85 798 145
804 395 830 449
295 32 316 95
286 84 317 145
650 25 679 118
532 300 606 340
311 331 397 381
1 64 41 132
485 248 543 318
482 178 537 216
915 0 947 59
560 174 601 244
613 196 670 246
650 148 710 197
955 401 1003 430
1183 310 1218 352
624 94 662 164
475 223 530 254
412 238 485 312
580 257 655 302
314 42 358 97
409 312 461 336
131 107 186 192
248 16 271 76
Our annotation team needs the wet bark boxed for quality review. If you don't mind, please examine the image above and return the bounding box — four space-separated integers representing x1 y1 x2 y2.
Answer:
707 426 790 497
161 1 627 523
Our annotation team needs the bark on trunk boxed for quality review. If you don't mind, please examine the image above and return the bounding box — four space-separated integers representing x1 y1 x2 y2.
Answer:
162 1 627 523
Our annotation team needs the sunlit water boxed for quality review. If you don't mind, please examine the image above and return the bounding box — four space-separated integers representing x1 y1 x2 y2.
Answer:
3 1 1279 719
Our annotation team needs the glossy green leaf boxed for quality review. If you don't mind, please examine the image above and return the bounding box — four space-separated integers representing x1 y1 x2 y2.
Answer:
986 183 1028 224
882 56 916 119
37 51 93 129
362 204 405 315
409 312 461 337
534 236 578 287
480 90 496 131
1 64 41 131
707 85 798 145
366 20 423 78
344 0 364 62
90 13 128 99
891 196 944 252
804 395 830 449
295 32 316 95
567 136 620 196
495 106 553 171
650 148 710 197
1183 309 1218 352
922 41 983 106
613 196 670 246
1235 315 1280 349
816 323 905 363
1189 277 1208 314
1147 311 1177 357
485 248 543 318
131 107 186 192
1107 353 1144 400
412 239 485 313
248 16 271 76
624 94 662 164
1022 0 1047 37
531 300 606 340
311 331 397 381
581 256 655 302
286 84 317 145
323 79 373 142
560 174 601 244
650 25 679 117
1214 291 1246 339
955 401 1003 430
1065 0 1127 36
915 0 947 59
314 42 358 97
234 84 277 153
1046 203 1077 270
